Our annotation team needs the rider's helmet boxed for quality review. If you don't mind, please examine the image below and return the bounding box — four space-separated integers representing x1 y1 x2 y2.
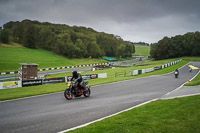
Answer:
72 71 78 77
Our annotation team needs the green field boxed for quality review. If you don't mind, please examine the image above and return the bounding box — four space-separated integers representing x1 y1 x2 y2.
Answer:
0 44 107 72
134 45 150 56
68 95 200 133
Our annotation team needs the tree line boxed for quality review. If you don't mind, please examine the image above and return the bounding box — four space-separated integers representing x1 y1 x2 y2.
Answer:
133 42 150 46
0 19 135 58
150 32 200 60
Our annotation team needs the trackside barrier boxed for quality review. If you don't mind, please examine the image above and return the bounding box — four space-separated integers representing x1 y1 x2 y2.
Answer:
0 81 22 89
98 73 107 78
0 73 107 89
145 68 154 73
37 62 111 72
133 70 139 76
131 59 182 76
0 62 112 75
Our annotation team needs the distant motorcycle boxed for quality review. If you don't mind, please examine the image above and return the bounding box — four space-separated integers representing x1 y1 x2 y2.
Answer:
64 81 91 100
174 71 179 78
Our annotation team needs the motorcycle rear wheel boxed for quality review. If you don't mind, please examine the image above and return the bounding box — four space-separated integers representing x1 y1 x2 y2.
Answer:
64 89 73 100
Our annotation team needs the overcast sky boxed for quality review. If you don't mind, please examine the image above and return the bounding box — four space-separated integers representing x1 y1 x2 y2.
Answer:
0 0 200 43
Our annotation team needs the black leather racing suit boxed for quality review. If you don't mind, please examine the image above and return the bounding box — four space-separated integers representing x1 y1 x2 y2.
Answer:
71 73 85 90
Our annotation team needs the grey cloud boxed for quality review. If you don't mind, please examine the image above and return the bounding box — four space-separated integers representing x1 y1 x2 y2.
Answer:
0 0 200 43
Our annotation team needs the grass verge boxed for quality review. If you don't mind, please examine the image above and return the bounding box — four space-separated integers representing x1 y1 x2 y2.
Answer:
67 95 200 133
185 72 200 86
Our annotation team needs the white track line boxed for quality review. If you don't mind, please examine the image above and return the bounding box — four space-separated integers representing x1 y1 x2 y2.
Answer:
161 93 200 100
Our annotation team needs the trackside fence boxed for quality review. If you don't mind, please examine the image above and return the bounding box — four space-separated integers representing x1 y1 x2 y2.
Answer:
0 73 107 89
132 59 182 76
115 59 182 77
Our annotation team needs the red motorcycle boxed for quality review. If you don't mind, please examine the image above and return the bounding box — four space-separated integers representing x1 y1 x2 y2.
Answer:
64 81 91 100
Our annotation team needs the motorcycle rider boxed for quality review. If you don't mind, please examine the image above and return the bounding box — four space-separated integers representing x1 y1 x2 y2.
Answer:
174 69 179 78
70 70 86 90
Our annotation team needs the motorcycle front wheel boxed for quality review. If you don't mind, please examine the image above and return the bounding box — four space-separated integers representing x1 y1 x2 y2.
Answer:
84 87 91 97
64 89 73 100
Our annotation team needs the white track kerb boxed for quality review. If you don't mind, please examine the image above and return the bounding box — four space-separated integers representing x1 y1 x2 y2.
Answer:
58 67 200 133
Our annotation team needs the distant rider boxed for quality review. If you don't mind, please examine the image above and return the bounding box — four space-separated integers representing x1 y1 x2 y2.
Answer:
174 69 179 78
189 68 192 72
70 71 86 90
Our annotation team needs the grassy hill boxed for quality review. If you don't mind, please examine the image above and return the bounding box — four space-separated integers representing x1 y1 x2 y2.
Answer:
0 43 107 72
134 45 150 56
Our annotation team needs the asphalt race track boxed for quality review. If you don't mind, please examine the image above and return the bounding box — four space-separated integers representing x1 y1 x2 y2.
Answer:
0 62 199 133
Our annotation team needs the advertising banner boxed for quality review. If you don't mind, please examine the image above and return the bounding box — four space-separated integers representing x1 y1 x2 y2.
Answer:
138 70 142 74
133 70 138 76
82 75 91 80
66 74 98 82
98 73 107 78
42 77 65 84
90 74 98 79
66 76 72 82
22 79 42 87
0 81 22 89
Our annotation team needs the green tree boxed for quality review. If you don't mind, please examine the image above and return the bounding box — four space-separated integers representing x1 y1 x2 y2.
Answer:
124 42 134 57
150 43 158 59
1 19 135 59
12 22 23 43
1 28 9 44
168 35 184 58
156 37 170 59
117 44 126 57
96 33 119 57
75 39 87 58
182 32 193 56
0 27 2 44
88 41 102 58
24 23 37 48
191 32 200 56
